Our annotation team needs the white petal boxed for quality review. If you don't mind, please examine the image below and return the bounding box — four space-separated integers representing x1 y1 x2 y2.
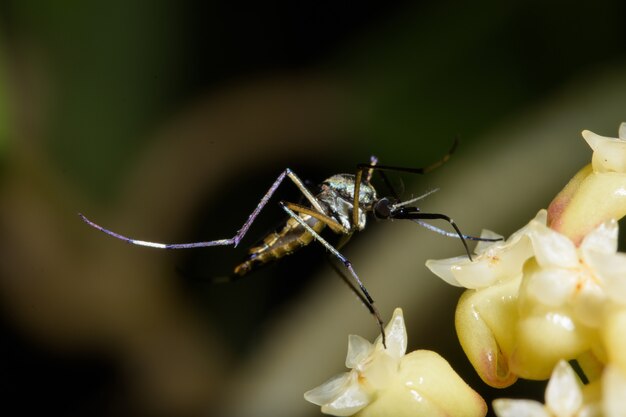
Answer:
304 372 353 406
493 399 549 417
494 209 545 256
452 258 504 289
427 236 533 289
586 250 626 305
582 129 626 173
526 268 577 307
533 209 549 225
530 223 578 268
545 360 583 417
346 335 373 369
619 122 626 140
603 365 626 417
321 380 370 416
581 220 618 256
382 308 407 359
474 229 505 254
425 256 468 287
427 210 543 290
572 282 606 328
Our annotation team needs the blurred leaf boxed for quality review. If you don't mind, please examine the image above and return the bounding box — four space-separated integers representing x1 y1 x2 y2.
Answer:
4 0 182 198
0 37 7 157
331 1 626 163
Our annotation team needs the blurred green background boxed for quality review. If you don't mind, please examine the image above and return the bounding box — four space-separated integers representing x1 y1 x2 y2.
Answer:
1 1 625 416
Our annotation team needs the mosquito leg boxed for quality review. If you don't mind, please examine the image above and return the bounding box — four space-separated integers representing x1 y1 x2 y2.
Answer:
280 202 387 348
282 202 349 234
404 212 474 261
365 155 378 183
324 235 379 332
325 256 375 317
352 140 458 229
79 168 327 250
412 220 503 242
353 168 366 229
356 138 459 177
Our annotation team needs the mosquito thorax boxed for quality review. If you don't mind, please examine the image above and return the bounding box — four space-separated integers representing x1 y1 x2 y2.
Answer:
318 174 377 231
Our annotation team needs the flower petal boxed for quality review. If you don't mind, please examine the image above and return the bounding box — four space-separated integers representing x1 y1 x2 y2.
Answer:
602 365 626 417
426 234 533 289
620 122 626 140
304 372 353 406
474 229 504 254
321 378 370 416
425 256 468 287
346 335 374 369
582 128 626 173
492 399 549 417
427 211 543 290
585 249 626 305
572 282 606 328
529 222 578 268
525 267 577 307
580 219 618 256
382 308 407 359
545 360 583 417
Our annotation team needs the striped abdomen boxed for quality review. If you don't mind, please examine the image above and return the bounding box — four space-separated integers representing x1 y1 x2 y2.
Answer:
234 214 326 276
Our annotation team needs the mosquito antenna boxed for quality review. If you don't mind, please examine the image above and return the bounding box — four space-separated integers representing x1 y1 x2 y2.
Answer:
391 188 440 209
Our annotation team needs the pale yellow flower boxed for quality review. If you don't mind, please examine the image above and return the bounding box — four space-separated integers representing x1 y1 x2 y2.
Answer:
510 218 626 379
493 360 600 417
427 204 626 381
304 308 487 417
521 218 622 328
426 211 545 386
582 122 626 173
549 123 626 244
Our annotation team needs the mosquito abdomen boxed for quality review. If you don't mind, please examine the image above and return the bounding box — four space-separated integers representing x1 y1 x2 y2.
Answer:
234 214 326 276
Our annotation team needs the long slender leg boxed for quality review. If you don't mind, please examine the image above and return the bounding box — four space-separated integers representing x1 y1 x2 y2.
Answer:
325 257 376 318
367 155 401 201
357 138 459 176
325 235 369 313
79 168 326 249
352 139 459 229
395 210 474 260
280 202 386 347
365 155 378 183
282 202 349 235
412 220 503 242
322 235 372 338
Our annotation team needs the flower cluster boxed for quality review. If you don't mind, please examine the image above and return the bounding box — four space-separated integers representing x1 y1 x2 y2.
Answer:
306 124 626 416
304 308 486 417
426 124 626 414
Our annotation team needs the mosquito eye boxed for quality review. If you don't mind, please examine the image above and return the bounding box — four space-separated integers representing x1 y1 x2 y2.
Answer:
374 198 392 219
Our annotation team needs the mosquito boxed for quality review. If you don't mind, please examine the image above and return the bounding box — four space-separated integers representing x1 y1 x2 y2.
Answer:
79 141 500 347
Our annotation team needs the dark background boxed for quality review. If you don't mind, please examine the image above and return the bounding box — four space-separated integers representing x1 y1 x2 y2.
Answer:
0 1 625 416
